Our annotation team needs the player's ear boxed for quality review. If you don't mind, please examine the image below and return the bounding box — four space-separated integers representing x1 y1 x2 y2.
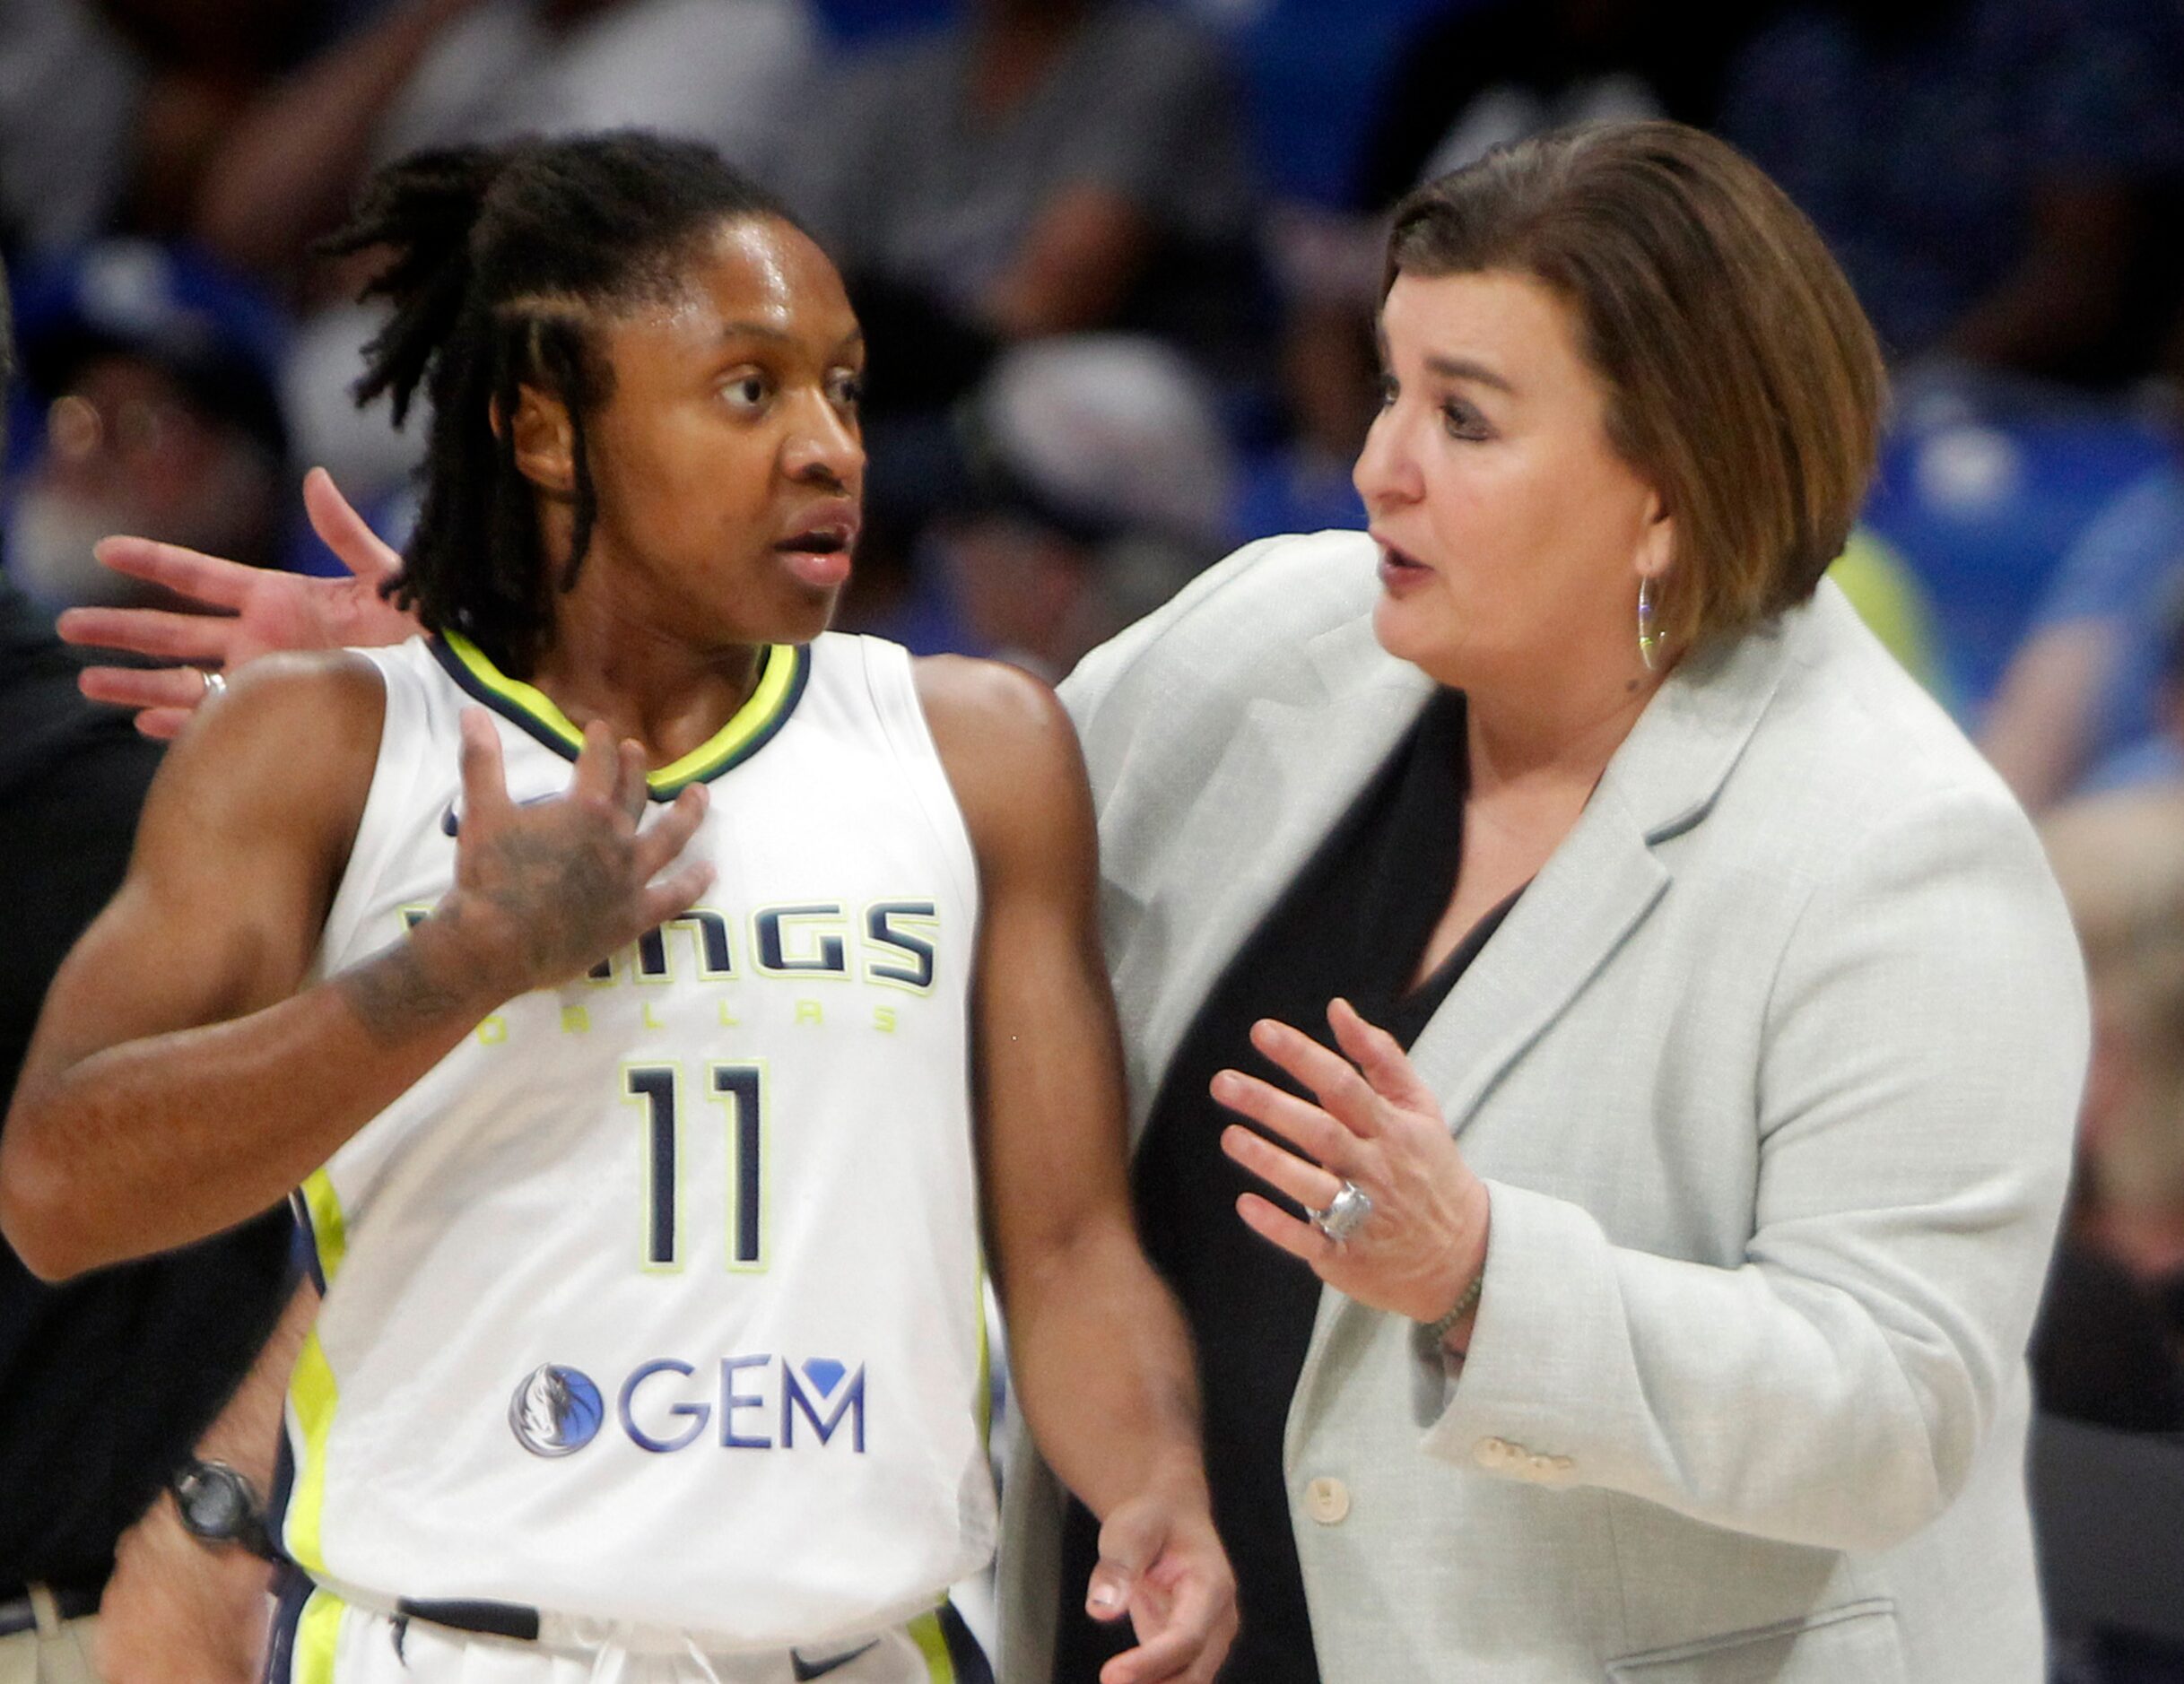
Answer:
500 385 577 497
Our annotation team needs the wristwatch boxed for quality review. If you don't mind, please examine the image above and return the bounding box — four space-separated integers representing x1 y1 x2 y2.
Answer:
170 1458 282 1561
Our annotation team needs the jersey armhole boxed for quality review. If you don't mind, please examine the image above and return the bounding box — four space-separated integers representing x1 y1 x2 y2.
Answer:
307 643 430 984
851 637 983 922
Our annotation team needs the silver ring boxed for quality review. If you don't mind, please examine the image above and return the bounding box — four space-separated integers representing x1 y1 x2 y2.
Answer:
201 668 227 702
1310 1180 1373 1245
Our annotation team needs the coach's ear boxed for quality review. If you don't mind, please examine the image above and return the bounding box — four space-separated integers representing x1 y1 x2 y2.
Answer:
502 384 577 498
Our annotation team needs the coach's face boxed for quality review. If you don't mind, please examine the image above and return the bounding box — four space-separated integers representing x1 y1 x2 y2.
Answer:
1352 267 1671 693
535 215 866 652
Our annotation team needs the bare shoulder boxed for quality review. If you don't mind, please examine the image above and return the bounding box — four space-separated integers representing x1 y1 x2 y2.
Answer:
911 654 1091 872
914 653 1075 758
185 647 384 739
139 648 388 878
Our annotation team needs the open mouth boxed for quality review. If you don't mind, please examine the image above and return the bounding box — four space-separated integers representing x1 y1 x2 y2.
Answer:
773 517 858 589
775 528 853 556
1375 536 1431 576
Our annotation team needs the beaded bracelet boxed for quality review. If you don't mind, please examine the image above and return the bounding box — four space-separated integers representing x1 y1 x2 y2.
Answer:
1422 1264 1486 1348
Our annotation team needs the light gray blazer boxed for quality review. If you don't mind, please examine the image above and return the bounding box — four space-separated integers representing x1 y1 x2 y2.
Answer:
999 531 2088 1683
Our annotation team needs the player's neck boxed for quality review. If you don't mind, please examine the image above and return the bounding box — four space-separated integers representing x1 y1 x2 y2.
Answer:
525 601 769 771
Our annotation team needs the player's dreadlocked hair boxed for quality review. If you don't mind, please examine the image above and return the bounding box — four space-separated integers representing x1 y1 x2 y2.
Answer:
324 131 793 676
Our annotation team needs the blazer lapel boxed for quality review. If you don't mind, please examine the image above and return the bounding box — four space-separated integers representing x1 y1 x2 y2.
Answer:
1421 605 1800 1131
1285 597 1813 1453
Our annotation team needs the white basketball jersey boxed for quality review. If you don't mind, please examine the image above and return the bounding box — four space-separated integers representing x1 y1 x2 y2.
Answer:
279 630 991 1652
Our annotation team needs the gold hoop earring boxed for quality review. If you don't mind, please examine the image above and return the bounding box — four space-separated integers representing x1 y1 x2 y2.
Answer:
1637 576 1662 672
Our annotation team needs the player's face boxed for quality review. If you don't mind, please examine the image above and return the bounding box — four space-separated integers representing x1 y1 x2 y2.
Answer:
1353 268 1670 690
579 216 865 647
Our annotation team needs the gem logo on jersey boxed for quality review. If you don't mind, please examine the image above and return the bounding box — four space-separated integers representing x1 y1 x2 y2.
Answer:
509 1364 605 1457
621 1354 869 1454
508 1355 869 1456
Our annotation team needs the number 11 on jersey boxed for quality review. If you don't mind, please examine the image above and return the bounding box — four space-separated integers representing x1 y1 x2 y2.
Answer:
624 1062 769 1272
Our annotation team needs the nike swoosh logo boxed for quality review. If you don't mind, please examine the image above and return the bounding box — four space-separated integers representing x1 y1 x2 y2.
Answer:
792 1641 879 1680
441 792 559 837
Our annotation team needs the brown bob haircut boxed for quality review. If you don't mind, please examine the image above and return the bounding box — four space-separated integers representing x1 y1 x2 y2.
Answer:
1386 121 1886 651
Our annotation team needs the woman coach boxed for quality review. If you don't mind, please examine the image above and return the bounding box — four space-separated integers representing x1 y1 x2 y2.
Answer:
1022 122 2086 1680
63 122 2086 1681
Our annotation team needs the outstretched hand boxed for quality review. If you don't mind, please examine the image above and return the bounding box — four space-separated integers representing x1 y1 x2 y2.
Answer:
1084 1467 1239 1684
58 467 418 739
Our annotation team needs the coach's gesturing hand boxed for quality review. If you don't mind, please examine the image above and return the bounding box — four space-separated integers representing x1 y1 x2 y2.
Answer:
420 710 713 1004
63 466 417 738
1214 997 1492 1349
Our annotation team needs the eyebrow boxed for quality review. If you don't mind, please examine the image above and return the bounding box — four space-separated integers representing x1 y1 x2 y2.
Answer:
716 321 866 357
1423 353 1515 395
1373 326 1517 395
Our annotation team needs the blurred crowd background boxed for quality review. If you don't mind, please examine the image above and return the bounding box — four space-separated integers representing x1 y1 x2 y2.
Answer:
6 0 2184 1672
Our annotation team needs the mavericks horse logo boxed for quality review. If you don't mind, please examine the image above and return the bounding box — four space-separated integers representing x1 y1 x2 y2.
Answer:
509 1363 605 1457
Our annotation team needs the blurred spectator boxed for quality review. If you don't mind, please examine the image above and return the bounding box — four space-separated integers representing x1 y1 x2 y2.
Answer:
1981 458 2184 811
192 0 815 281
1719 0 2184 386
1250 0 1754 551
781 0 1259 414
779 0 1256 638
2033 778 2184 1681
2029 1239 2184 1433
1 0 328 259
0 1 144 257
1352 0 1737 210
2042 785 2184 1317
194 0 815 506
4 239 288 609
0 239 293 1684
926 334 1234 678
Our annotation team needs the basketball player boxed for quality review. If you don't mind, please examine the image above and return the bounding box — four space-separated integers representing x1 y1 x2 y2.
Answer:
0 135 1234 1683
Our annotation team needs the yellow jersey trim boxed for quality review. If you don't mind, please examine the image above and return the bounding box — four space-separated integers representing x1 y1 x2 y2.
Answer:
284 1330 341 1576
435 631 808 794
300 1169 346 1286
908 1608 958 1683
294 1582 344 1684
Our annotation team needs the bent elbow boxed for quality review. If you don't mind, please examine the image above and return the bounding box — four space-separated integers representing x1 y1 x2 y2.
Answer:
1827 1367 1984 1553
0 1126 100 1283
1752 1438 1953 1555
1828 1462 1953 1554
0 1187 81 1283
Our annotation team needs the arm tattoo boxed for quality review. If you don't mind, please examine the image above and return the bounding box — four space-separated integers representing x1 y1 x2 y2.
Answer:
335 935 478 1047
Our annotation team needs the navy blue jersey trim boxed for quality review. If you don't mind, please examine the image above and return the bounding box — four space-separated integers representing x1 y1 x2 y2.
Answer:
264 1567 314 1684
289 1188 327 1296
940 1601 994 1684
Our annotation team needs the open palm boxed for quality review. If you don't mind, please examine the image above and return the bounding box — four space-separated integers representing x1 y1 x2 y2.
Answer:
57 467 418 738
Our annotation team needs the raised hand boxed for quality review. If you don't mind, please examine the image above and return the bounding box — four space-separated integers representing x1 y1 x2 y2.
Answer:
1213 997 1491 1332
434 710 715 1000
340 711 714 1044
59 467 418 739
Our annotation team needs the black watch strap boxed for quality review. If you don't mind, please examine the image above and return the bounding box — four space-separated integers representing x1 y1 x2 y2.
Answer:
170 1458 282 1562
